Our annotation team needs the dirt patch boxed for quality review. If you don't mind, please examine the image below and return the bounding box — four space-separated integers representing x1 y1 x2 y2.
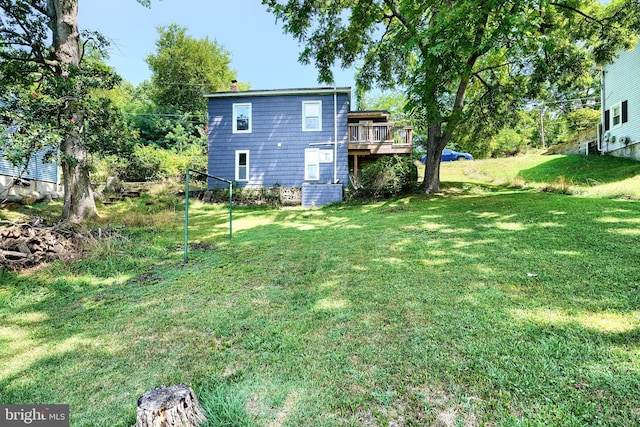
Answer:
190 241 215 251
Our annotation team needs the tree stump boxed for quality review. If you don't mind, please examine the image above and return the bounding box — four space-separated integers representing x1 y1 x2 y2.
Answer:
134 383 207 427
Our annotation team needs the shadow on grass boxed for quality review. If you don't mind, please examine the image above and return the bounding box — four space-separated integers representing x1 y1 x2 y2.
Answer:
2 189 640 425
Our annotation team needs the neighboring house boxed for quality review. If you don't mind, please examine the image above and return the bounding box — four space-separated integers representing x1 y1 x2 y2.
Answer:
600 42 640 160
206 86 412 206
0 139 61 201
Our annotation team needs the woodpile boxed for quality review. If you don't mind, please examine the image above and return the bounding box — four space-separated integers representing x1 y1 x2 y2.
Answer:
0 218 79 270
0 218 122 271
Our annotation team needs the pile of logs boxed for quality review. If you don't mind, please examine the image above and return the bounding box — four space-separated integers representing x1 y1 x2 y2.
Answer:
1 218 86 271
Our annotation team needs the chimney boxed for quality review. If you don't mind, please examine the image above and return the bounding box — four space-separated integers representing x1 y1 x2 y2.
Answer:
230 80 239 92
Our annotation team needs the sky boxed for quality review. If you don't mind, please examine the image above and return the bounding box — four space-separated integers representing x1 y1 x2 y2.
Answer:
79 0 358 91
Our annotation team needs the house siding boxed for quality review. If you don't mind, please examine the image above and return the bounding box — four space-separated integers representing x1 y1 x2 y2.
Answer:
207 91 350 189
301 184 343 208
602 43 640 159
0 148 58 184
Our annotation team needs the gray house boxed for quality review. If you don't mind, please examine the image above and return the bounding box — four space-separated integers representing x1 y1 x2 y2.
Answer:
600 42 640 160
205 86 413 206
0 145 60 201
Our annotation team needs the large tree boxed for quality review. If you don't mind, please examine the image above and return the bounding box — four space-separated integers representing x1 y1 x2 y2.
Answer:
0 0 146 222
146 24 237 115
264 0 639 193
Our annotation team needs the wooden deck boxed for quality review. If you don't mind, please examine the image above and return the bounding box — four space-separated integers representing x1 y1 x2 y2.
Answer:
347 123 413 155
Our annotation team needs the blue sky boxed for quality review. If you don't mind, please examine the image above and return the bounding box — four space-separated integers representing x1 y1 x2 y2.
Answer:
79 0 358 91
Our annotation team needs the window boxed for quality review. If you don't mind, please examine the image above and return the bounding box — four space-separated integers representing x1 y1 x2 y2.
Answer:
235 150 249 181
233 103 251 133
305 148 319 180
612 103 622 127
319 149 333 163
302 101 322 131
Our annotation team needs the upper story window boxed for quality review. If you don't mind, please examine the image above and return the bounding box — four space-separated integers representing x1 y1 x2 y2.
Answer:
605 100 628 132
233 103 252 133
302 101 322 131
611 100 629 129
612 103 622 128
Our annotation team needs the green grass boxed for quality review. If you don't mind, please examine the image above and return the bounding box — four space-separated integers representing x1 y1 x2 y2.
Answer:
447 152 640 199
1 154 640 426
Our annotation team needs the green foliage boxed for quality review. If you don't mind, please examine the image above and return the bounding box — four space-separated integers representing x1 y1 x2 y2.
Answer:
0 53 128 164
146 24 237 114
565 107 600 134
265 0 639 191
356 155 417 199
106 79 208 152
487 128 530 158
363 91 410 125
0 3 135 221
94 145 206 182
0 86 62 170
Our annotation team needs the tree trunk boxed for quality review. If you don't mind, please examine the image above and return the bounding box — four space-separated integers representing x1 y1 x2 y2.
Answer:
134 384 207 427
48 0 98 223
60 127 97 223
422 122 448 194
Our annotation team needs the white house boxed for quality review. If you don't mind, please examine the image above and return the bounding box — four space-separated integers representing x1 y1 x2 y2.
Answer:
600 42 640 160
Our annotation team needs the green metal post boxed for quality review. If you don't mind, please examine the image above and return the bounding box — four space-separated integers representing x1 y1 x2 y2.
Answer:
229 182 233 239
184 168 190 262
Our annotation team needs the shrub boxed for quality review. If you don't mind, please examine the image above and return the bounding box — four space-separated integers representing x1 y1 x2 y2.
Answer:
356 155 417 199
205 185 281 205
490 128 529 157
93 145 207 183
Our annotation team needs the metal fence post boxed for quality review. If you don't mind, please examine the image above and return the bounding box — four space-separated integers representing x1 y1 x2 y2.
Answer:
184 169 233 262
184 168 190 262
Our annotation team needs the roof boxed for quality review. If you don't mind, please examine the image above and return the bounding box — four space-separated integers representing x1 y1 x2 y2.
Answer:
204 87 352 98
348 110 391 120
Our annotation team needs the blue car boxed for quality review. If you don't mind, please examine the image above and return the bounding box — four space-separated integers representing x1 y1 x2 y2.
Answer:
421 148 474 164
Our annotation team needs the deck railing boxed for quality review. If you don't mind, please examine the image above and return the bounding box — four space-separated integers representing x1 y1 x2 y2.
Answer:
348 123 412 146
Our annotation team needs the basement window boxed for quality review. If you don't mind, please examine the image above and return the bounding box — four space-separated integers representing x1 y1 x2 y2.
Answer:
235 150 249 182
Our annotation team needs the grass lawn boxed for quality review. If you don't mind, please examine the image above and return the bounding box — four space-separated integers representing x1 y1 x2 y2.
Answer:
442 152 640 200
1 154 640 426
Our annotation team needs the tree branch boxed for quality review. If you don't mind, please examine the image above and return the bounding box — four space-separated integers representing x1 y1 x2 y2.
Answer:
382 0 425 51
474 62 511 74
27 0 50 17
473 72 491 90
0 51 58 67
549 1 604 28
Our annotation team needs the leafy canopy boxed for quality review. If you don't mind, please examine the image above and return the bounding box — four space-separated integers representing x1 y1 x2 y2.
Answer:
146 24 237 114
264 0 639 191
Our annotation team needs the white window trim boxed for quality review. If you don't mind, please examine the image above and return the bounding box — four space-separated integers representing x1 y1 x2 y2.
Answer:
319 149 333 163
235 150 249 182
612 102 622 129
305 148 320 181
233 103 252 134
302 100 322 132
